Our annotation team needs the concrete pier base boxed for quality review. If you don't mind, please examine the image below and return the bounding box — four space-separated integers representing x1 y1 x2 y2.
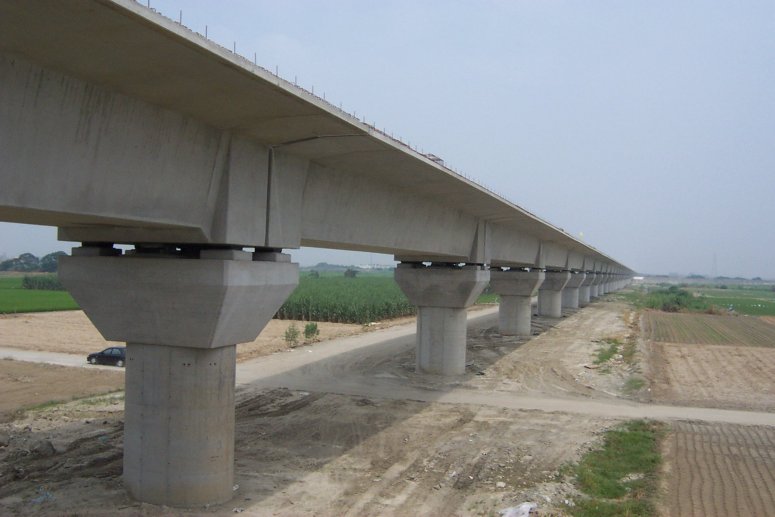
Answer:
579 273 594 307
59 247 298 506
124 343 236 505
395 264 489 375
490 269 544 336
590 278 600 298
561 272 586 309
537 271 571 318
416 307 467 375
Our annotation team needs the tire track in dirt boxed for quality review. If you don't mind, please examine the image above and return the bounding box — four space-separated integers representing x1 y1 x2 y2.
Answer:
664 422 775 517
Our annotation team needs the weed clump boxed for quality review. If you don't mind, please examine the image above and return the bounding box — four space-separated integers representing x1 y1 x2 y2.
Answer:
569 420 666 516
284 323 300 347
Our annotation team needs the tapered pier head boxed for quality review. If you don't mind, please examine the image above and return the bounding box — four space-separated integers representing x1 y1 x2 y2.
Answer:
59 247 298 506
490 269 545 336
395 263 489 375
537 270 571 318
561 272 587 309
579 273 595 306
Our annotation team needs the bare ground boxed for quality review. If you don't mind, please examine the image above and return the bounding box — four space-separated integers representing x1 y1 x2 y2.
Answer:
0 297 774 515
0 310 365 362
659 421 775 517
645 342 775 412
0 359 123 423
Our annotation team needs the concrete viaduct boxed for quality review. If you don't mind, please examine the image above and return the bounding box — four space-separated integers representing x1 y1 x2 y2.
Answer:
0 0 634 507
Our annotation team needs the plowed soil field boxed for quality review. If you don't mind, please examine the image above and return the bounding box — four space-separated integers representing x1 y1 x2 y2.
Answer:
760 316 775 326
642 311 775 346
661 421 775 517
647 343 775 412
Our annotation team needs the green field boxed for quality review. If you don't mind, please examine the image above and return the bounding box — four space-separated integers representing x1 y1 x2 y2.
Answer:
276 271 498 324
0 271 497 322
0 276 79 314
625 283 775 317
687 286 775 316
277 273 414 323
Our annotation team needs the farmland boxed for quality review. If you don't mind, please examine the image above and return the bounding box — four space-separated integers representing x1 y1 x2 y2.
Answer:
0 275 78 314
687 285 775 316
277 272 414 323
1 270 497 322
642 310 775 347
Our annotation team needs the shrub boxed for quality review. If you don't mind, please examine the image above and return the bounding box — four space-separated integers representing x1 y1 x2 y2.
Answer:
636 286 710 313
22 275 66 291
304 322 320 340
284 323 300 347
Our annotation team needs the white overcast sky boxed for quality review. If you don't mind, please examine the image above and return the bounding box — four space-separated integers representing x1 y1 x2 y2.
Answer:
2 0 774 277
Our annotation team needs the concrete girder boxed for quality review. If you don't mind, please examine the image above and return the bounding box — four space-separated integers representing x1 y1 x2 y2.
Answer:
0 50 631 271
490 269 544 336
537 271 571 318
58 248 299 506
395 264 489 375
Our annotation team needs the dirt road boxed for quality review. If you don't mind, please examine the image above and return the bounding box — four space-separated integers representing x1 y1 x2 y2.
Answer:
236 308 775 427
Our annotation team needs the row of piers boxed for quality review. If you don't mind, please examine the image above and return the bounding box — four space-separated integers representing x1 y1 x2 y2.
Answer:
58 247 631 507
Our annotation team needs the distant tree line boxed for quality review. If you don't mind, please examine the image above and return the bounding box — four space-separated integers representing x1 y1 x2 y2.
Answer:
0 251 67 273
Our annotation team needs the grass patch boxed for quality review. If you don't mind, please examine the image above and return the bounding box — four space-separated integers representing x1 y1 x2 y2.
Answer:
26 399 66 411
476 292 500 304
569 420 665 517
594 338 621 365
76 392 125 407
623 376 646 394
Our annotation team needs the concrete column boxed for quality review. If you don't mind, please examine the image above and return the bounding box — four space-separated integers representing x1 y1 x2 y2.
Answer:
59 246 298 506
537 271 571 318
395 264 489 375
561 272 587 309
600 274 610 295
124 343 235 505
579 273 594 307
589 273 605 298
490 269 545 336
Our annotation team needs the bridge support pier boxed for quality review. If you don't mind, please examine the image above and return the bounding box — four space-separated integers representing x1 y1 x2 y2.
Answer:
561 272 587 309
599 275 609 296
590 275 601 298
59 246 298 507
395 263 488 375
579 273 595 307
490 269 544 336
537 271 571 318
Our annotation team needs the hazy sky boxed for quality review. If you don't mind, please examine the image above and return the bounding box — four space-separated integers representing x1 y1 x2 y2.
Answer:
2 0 774 277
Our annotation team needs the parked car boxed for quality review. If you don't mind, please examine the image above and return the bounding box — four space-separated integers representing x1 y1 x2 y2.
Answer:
87 346 126 367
